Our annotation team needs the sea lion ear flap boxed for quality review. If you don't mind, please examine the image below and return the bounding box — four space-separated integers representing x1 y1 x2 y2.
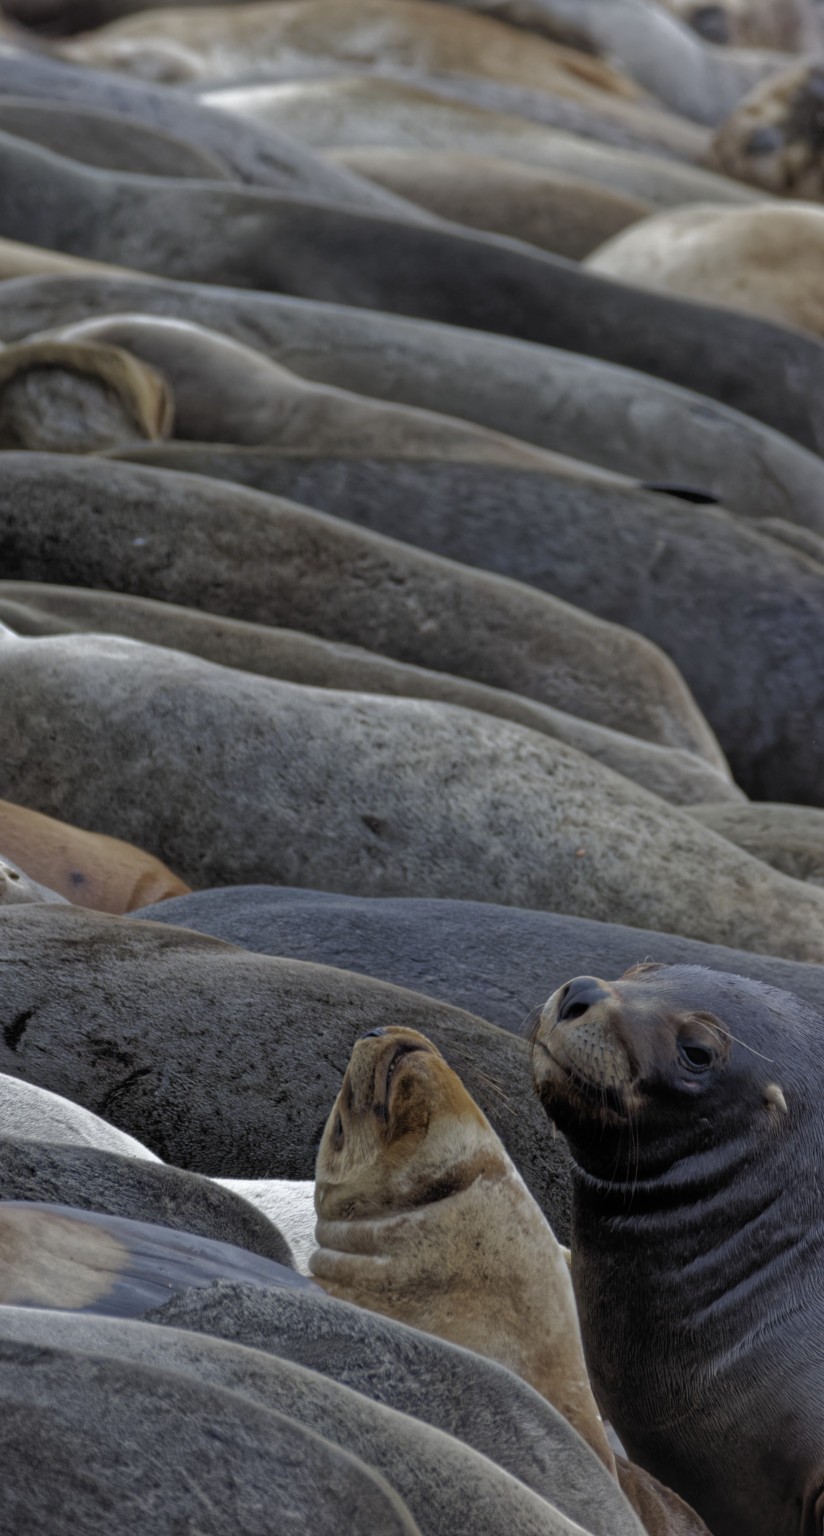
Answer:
764 1083 789 1115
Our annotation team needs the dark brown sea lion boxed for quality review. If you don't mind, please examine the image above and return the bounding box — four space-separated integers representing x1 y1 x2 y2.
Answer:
531 963 824 1536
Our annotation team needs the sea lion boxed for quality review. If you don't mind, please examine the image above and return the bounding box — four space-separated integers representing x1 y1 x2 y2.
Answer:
0 41 429 213
311 1024 612 1467
0 1303 640 1536
33 310 619 470
9 630 824 958
0 209 821 462
687 800 824 882
328 148 650 258
106 446 824 803
0 904 570 1223
708 59 824 198
3 273 822 513
0 1202 308 1313
0 1266 414 1536
60 0 643 103
0 1067 318 1268
427 0 795 124
585 202 824 341
0 581 741 808
204 76 748 208
0 454 722 761
531 963 824 1536
0 96 231 177
0 1140 297 1266
130 884 824 1035
0 337 173 452
0 795 190 913
312 1025 711 1535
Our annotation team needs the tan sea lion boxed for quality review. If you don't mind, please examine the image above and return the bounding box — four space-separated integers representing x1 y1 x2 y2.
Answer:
0 337 173 451
61 0 643 101
310 1023 613 1469
708 59 824 198
312 1025 712 1535
585 201 824 340
0 797 190 912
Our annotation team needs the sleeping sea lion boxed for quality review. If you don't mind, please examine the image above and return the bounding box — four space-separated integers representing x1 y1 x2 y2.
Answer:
585 202 824 341
531 963 824 1536
204 75 750 209
311 1023 612 1467
60 0 643 104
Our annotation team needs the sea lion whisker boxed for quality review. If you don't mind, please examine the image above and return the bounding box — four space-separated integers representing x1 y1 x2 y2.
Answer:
704 1024 774 1063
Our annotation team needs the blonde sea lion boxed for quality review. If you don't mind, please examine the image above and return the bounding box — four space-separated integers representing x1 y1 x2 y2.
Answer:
311 1023 612 1468
0 797 190 913
61 0 643 102
585 201 824 341
312 1025 712 1535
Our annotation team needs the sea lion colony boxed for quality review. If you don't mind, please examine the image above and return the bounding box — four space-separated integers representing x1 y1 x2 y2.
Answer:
0 0 822 1530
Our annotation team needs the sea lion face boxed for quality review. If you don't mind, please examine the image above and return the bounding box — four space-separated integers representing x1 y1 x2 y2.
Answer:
316 1026 492 1222
527 964 798 1167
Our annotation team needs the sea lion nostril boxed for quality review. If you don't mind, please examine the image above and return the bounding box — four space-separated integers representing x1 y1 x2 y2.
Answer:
557 976 609 1024
360 1027 387 1040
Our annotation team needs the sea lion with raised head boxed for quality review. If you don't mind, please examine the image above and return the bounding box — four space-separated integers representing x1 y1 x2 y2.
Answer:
311 1023 613 1468
312 1024 711 1535
531 964 824 1536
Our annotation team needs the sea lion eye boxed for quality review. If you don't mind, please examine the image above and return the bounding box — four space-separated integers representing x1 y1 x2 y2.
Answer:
678 1041 713 1072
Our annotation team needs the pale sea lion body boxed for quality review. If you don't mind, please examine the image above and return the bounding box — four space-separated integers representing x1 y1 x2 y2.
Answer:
532 964 824 1535
709 60 824 198
61 0 643 104
0 796 190 913
312 1024 612 1467
586 202 824 341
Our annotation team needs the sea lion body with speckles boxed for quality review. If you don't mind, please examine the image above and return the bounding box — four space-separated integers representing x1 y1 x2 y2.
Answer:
532 964 824 1536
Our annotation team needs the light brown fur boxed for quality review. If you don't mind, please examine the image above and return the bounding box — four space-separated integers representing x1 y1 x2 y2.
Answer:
311 1025 615 1471
0 797 190 913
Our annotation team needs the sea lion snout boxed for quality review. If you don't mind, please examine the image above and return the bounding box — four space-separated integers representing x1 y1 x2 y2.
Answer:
532 974 641 1122
555 975 611 1023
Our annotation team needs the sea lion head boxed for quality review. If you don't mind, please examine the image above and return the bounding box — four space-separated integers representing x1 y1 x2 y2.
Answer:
315 1025 499 1223
531 963 795 1170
